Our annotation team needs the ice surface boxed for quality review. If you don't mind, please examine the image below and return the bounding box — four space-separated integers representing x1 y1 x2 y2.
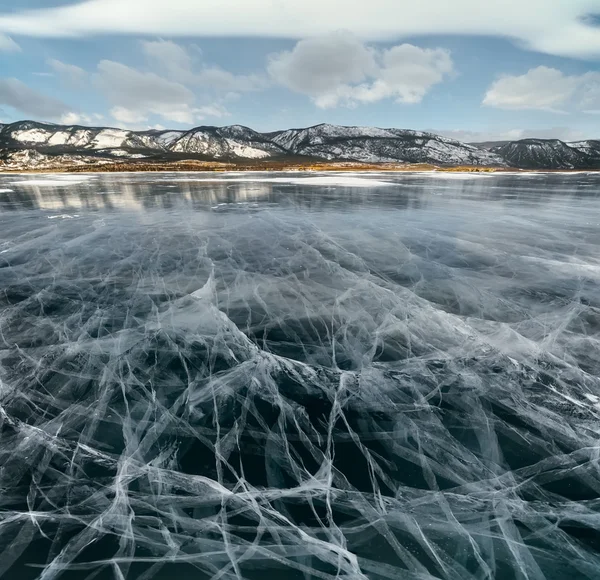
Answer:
175 175 395 188
239 176 394 187
0 172 599 580
8 176 93 187
414 171 494 179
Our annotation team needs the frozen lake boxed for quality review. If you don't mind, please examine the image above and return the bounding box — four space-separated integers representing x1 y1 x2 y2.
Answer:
0 171 599 579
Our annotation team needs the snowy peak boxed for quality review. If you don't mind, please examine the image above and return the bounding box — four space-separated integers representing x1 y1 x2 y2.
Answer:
568 140 600 157
267 123 505 166
1 120 599 169
0 121 165 153
169 125 288 159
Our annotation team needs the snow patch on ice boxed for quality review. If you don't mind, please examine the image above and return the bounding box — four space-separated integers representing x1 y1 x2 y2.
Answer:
200 176 394 188
10 176 91 187
413 172 494 179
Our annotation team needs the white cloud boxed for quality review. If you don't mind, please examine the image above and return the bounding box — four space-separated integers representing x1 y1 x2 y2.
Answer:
59 111 104 125
93 59 232 126
195 104 230 119
141 39 195 83
90 41 262 126
0 1 599 59
268 32 377 98
0 78 70 119
350 44 453 105
483 67 579 112
579 72 600 111
109 106 148 125
268 33 453 108
483 66 600 113
94 60 200 124
141 39 266 92
195 67 266 93
0 33 19 52
48 58 88 88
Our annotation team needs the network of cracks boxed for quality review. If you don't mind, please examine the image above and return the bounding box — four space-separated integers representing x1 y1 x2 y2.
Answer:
0 184 599 580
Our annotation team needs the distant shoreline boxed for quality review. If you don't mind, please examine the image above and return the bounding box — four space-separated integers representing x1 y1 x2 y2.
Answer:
1 162 599 175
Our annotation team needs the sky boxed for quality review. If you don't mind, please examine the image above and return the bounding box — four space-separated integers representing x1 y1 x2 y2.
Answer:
1 1 600 141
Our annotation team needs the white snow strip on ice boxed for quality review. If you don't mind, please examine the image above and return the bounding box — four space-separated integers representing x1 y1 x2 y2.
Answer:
10 177 91 187
48 214 80 219
501 172 541 176
412 172 494 179
538 171 598 175
0 189 13 193
178 176 395 188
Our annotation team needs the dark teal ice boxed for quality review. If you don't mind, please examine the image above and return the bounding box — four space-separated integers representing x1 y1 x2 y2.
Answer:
0 171 599 580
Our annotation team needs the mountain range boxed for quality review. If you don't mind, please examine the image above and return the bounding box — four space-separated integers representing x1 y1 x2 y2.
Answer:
1 120 599 171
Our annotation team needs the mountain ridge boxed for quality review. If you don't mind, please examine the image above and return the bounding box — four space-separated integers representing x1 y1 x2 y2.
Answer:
1 120 599 170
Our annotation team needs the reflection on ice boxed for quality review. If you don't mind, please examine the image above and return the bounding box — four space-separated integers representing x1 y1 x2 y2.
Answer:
0 172 599 579
9 176 93 187
197 175 396 187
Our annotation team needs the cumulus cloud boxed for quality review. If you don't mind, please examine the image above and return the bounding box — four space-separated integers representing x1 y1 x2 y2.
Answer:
141 39 266 92
94 60 201 124
48 59 88 88
195 67 266 94
59 111 104 125
109 106 148 125
0 78 70 119
0 1 599 59
483 66 600 113
0 33 19 52
268 33 453 108
93 59 234 125
194 104 230 119
2 39 242 127
579 72 600 113
483 67 579 112
268 32 377 99
141 39 196 83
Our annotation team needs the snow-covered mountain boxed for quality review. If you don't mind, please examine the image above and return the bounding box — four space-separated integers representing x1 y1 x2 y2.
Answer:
0 121 159 152
568 140 600 158
169 125 288 159
0 148 117 170
491 139 600 170
1 120 599 169
267 124 506 166
0 121 291 163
